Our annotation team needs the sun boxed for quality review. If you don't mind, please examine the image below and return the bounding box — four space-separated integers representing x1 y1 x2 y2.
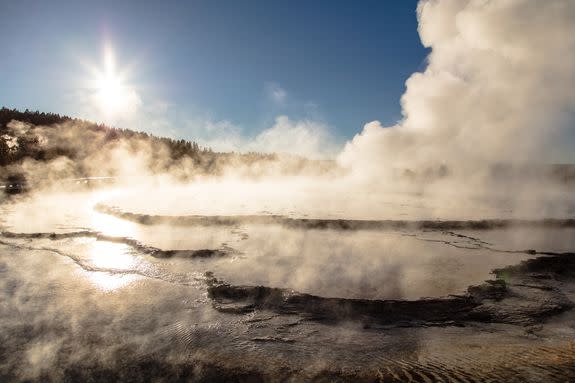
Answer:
90 44 141 117
96 72 126 115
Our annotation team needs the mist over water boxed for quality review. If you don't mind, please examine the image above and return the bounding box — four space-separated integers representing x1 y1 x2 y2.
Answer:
2 0 575 381
2 0 575 220
0 190 534 300
2 185 575 381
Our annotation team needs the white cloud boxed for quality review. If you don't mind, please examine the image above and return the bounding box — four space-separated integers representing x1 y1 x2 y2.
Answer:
192 116 340 159
250 116 337 158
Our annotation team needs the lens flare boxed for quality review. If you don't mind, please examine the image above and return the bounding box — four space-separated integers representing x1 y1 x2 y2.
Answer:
89 43 141 118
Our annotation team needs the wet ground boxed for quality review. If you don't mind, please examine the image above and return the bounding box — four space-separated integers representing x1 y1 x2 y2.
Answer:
1 188 575 382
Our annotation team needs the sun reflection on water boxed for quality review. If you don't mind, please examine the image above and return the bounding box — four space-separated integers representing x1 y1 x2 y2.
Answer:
79 191 146 291
89 241 136 269
90 210 136 238
83 240 142 291
87 272 142 292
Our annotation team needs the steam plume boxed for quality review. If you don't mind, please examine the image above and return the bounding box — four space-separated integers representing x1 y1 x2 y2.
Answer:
340 0 575 179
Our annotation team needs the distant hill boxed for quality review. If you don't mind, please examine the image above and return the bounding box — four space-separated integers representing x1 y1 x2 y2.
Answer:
2 108 572 189
0 107 335 185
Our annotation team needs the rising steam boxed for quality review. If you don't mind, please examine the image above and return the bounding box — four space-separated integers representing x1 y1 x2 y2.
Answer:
2 0 574 221
340 0 575 180
2 2 575 381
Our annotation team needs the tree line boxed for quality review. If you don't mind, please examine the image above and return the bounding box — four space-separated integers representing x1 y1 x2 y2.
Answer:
0 107 276 169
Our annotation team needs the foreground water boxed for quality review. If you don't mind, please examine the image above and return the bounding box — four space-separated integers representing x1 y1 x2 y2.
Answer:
1 187 575 381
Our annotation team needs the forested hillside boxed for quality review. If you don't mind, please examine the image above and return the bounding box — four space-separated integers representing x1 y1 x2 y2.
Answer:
0 108 334 186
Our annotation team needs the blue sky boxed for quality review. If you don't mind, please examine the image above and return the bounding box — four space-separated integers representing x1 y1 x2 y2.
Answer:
0 0 428 152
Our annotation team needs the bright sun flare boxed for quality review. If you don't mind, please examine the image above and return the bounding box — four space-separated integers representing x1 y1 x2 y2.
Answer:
91 45 140 117
96 73 125 113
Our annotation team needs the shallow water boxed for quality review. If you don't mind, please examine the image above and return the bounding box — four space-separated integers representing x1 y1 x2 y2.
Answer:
0 190 535 300
1 188 575 381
